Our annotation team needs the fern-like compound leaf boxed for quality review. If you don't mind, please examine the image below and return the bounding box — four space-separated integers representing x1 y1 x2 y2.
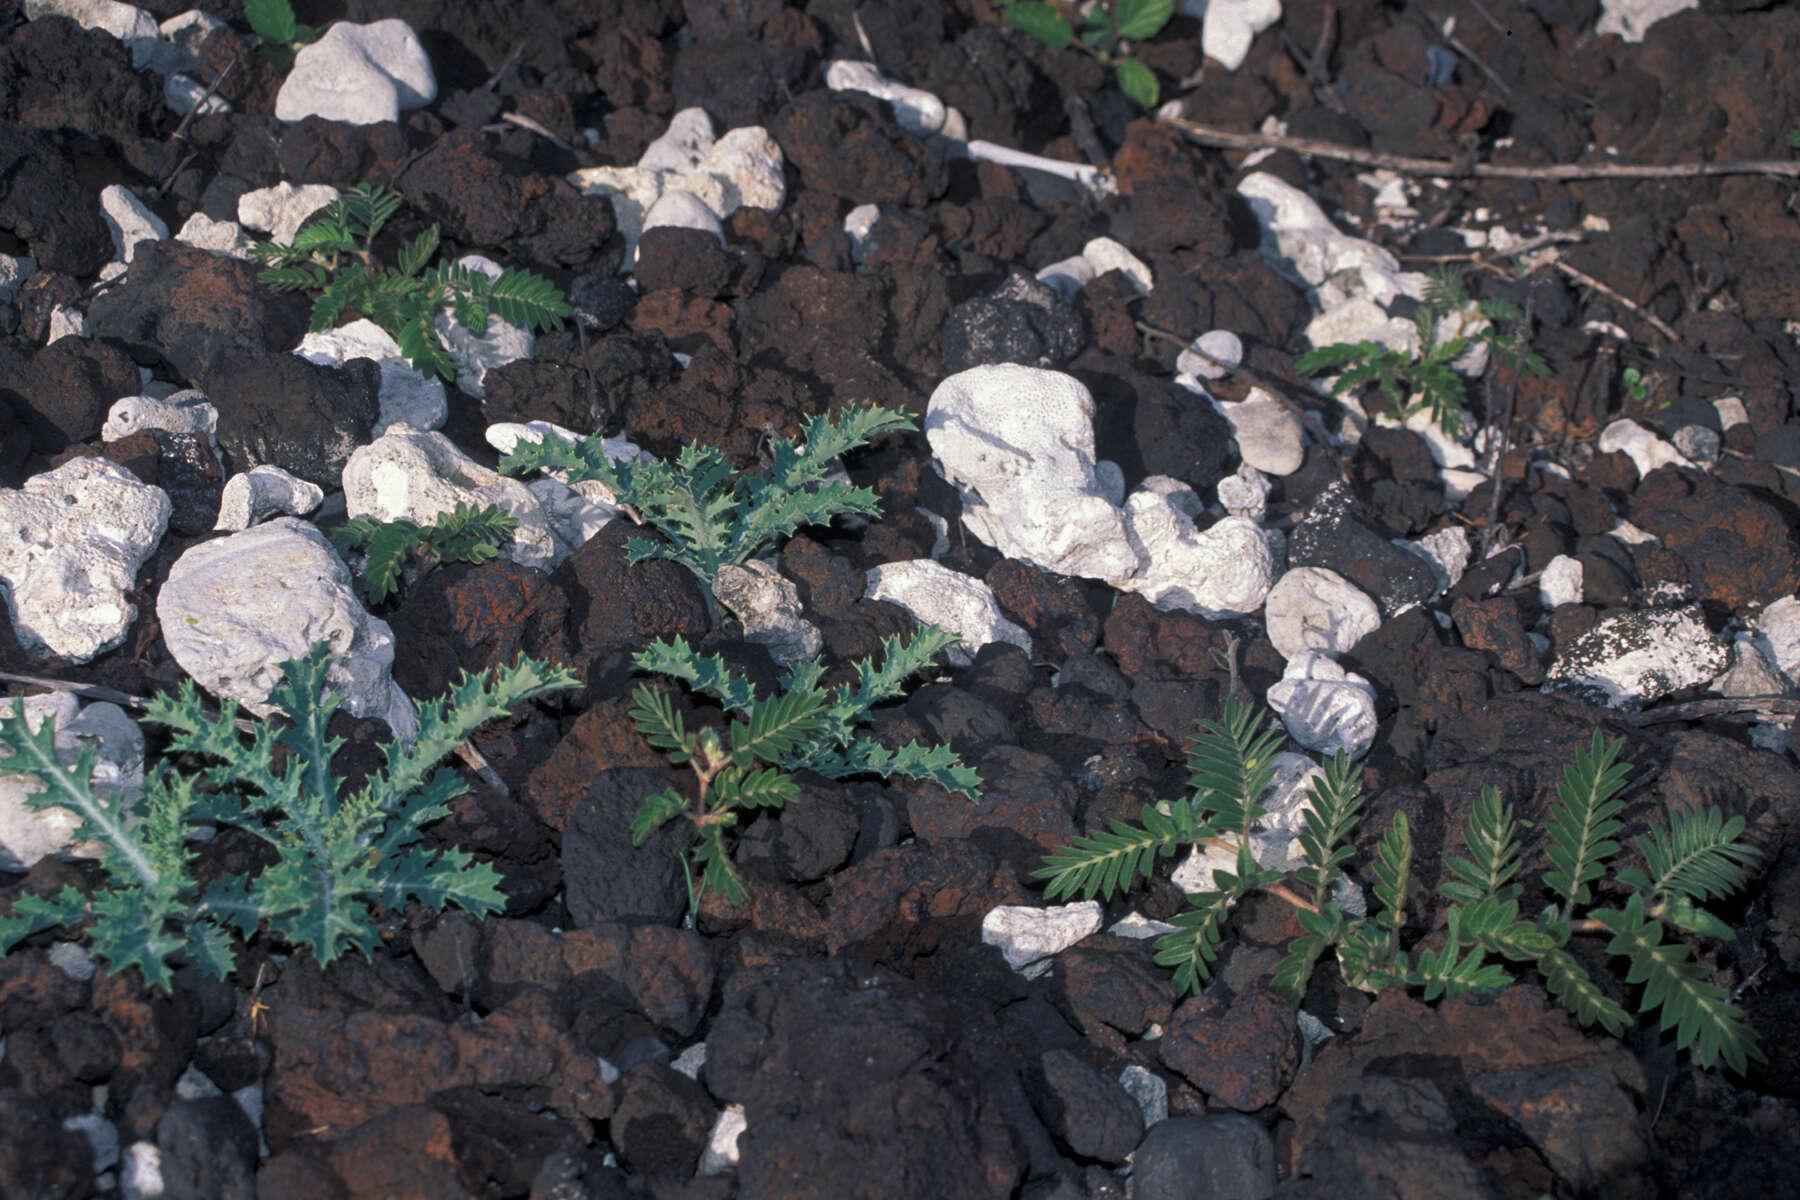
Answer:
488 267 574 332
1154 887 1235 995
1034 802 1192 902
1539 945 1629 1038
632 788 690 846
1291 749 1363 898
1590 892 1763 1073
395 224 440 277
1618 803 1760 906
1185 696 1284 836
731 687 830 765
693 826 745 905
1441 785 1524 905
1544 731 1630 917
1370 810 1412 959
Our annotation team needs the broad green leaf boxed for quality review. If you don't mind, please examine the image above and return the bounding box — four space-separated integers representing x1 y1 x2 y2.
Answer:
1115 0 1176 40
244 0 297 45
1005 2 1073 49
1115 58 1160 108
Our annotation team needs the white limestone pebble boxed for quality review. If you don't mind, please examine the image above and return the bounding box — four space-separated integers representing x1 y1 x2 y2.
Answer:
99 184 167 264
237 182 339 246
214 465 324 531
982 901 1102 971
340 424 562 571
155 518 417 737
1266 650 1378 758
1218 388 1305 476
864 559 1030 667
926 364 1137 580
102 389 217 443
1540 555 1584 609
1597 418 1691 479
1177 330 1243 380
713 559 823 666
1116 480 1274 619
1264 567 1382 659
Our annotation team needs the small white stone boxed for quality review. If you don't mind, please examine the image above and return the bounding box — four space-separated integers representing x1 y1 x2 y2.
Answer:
1755 595 1800 684
698 1106 747 1176
174 212 252 256
1119 1065 1168 1127
1080 237 1151 294
1218 388 1304 476
981 901 1102 970
637 107 715 174
1598 418 1691 479
99 185 167 265
215 465 325 531
1176 330 1243 380
237 182 339 245
1540 554 1584 609
825 60 947 134
641 188 725 245
1264 567 1381 659
864 559 1031 667
1266 650 1377 758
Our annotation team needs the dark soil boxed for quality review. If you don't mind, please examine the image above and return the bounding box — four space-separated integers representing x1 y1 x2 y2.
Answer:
3 1 1800 1197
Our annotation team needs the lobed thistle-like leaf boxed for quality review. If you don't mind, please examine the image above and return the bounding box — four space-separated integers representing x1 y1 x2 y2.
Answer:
0 642 578 990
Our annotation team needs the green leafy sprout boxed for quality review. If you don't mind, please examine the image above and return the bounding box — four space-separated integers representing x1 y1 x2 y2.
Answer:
1293 269 1551 438
1037 700 1765 1074
629 627 981 912
499 404 915 616
330 501 520 605
0 642 580 991
251 184 573 381
244 0 320 68
1004 0 1176 108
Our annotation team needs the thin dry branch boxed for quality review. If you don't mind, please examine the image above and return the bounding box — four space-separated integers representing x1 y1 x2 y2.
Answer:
1158 115 1800 180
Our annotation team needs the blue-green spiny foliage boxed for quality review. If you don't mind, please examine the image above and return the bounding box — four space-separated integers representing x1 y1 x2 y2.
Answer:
1037 701 1764 1073
498 405 914 611
0 642 579 991
330 500 520 605
629 626 981 907
1003 0 1176 108
1293 269 1550 438
252 184 572 381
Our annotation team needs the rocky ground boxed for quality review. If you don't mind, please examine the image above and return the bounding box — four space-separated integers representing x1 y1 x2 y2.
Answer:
3 0 1800 1197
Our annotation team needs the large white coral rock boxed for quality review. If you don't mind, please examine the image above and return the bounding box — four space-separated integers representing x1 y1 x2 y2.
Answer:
926 364 1136 580
0 458 170 662
155 518 415 736
1114 479 1273 618
275 19 436 125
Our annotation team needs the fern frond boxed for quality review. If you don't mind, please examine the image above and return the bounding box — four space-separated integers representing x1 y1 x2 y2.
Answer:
342 183 400 242
1272 902 1350 1003
1539 944 1629 1038
395 224 440 277
1543 731 1631 919
488 267 574 332
1415 905 1509 1002
1370 810 1412 962
730 687 830 765
631 788 690 845
712 764 798 811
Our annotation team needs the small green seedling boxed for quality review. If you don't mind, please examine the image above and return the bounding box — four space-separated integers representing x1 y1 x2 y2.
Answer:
1038 701 1765 1074
1293 270 1550 438
1004 0 1176 108
629 627 981 911
499 405 914 616
244 0 320 68
0 642 579 991
252 184 572 381
1621 365 1649 405
329 501 520 605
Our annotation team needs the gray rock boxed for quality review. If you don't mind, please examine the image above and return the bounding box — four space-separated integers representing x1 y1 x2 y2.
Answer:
1132 1113 1275 1200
